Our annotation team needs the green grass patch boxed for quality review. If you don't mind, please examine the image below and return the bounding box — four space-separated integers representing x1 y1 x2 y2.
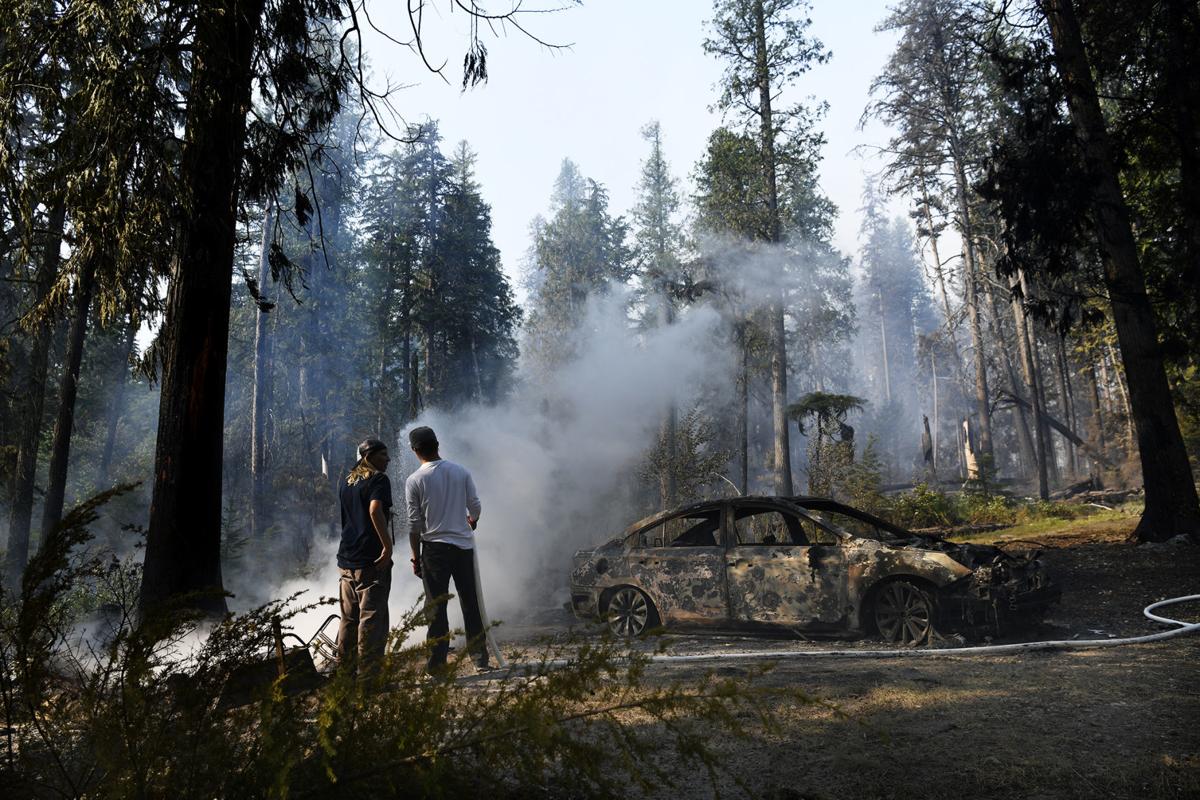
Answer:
949 502 1143 545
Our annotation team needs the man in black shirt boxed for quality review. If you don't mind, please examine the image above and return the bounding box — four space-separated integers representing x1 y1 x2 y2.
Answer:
336 438 393 673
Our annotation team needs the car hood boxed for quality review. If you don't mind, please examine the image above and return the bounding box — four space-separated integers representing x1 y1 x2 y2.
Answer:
885 534 1034 569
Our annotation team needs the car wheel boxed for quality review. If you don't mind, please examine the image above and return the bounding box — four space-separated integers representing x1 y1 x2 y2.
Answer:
873 580 934 645
606 587 657 637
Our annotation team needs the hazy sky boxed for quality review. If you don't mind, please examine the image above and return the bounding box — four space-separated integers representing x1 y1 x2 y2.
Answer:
358 1 905 293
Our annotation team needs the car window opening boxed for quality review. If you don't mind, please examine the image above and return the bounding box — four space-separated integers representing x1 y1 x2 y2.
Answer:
641 510 722 548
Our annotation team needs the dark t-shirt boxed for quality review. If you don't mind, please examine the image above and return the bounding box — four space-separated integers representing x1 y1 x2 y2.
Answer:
337 472 393 569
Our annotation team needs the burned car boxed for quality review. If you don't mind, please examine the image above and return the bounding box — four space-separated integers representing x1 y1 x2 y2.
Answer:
570 496 1060 644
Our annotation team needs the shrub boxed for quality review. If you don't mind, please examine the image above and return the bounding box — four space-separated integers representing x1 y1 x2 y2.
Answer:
954 493 1016 526
890 483 955 528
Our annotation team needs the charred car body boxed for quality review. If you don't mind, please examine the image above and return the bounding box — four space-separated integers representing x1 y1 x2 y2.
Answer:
570 496 1060 644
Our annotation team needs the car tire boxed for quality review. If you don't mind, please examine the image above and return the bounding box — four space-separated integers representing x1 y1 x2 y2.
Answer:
872 580 935 646
605 586 658 637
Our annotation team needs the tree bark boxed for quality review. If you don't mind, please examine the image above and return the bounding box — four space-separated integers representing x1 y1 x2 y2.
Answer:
954 161 994 466
4 201 66 586
1031 328 1061 487
659 295 677 510
1163 0 1200 309
140 0 267 614
1085 359 1106 471
249 202 274 543
877 286 892 403
1054 335 1079 476
980 269 1036 478
1010 277 1050 499
1043 0 1200 541
752 0 792 496
38 254 98 542
736 321 749 495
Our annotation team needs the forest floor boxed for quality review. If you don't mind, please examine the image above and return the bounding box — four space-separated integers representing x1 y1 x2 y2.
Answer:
491 508 1200 799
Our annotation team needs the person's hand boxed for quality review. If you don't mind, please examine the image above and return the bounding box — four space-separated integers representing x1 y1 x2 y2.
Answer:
467 515 477 530
410 555 422 577
374 546 393 568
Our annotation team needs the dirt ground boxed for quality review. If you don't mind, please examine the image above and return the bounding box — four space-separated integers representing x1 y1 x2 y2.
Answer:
494 517 1200 799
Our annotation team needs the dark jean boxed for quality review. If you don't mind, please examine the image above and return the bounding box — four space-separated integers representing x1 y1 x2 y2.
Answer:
338 561 391 674
421 541 487 671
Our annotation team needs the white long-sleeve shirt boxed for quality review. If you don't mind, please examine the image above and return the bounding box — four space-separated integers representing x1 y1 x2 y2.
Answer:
404 459 481 549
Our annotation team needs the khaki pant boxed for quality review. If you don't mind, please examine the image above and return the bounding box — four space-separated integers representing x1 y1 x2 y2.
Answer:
338 561 392 673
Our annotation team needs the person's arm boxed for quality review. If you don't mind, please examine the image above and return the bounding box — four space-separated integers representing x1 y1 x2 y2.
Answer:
465 471 481 530
406 476 425 574
369 499 392 566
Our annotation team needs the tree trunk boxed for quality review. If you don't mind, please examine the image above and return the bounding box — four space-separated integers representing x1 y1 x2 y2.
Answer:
140 0 267 614
1085 359 1106 471
1163 0 1200 310
982 271 1037 477
4 201 66 586
1054 335 1079 476
97 318 138 487
1107 340 1136 457
954 160 993 466
249 202 274 543
752 0 793 496
921 195 968 399
1032 329 1061 488
1010 277 1050 499
659 295 677 510
399 286 413 424
375 275 394 436
877 287 892 403
998 389 1112 468
736 321 749 495
1043 0 1200 541
39 255 98 541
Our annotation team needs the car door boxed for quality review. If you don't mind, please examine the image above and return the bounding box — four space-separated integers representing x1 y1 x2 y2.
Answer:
724 500 850 631
627 504 729 626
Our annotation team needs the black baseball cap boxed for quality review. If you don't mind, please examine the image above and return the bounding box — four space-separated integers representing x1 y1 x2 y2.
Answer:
408 426 438 450
358 438 387 458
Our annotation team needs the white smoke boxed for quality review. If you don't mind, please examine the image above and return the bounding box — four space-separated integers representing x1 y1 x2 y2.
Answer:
267 287 729 642
404 288 729 621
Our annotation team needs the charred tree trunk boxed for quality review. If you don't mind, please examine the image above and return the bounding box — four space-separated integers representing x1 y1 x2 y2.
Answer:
4 201 66 585
140 0 267 614
752 0 792 496
1043 0 1200 541
249 203 274 543
39 255 98 541
97 319 138 487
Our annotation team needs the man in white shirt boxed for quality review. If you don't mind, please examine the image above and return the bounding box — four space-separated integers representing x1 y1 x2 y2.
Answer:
405 426 488 673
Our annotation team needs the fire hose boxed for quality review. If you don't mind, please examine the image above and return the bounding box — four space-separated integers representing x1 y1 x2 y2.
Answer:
472 545 508 668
